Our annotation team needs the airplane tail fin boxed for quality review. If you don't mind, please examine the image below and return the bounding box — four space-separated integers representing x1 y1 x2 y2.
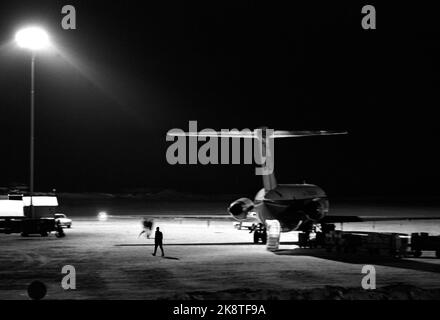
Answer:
262 170 277 191
255 129 348 191
255 128 277 191
167 126 347 192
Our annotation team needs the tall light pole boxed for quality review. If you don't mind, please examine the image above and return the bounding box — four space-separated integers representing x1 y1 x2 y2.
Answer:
15 26 51 218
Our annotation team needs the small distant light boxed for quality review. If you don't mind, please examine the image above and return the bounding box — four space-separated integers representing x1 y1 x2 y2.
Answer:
98 211 108 221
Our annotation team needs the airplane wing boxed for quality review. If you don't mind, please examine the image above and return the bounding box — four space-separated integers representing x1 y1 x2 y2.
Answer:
322 215 440 224
107 214 234 220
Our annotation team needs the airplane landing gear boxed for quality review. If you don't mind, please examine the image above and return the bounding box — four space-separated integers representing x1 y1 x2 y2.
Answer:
251 223 267 244
265 219 281 251
253 227 267 244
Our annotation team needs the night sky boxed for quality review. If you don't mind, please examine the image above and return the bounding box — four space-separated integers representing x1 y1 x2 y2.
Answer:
0 1 439 196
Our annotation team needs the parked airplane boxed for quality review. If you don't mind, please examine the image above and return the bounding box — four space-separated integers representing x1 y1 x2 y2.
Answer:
167 128 440 249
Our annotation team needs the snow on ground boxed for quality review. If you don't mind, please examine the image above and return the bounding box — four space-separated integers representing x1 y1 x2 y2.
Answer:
1 218 440 299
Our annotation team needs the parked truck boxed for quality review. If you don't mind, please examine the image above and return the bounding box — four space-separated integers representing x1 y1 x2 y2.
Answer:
0 193 58 237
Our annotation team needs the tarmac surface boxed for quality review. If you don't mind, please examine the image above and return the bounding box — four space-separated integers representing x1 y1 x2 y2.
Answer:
1 216 440 299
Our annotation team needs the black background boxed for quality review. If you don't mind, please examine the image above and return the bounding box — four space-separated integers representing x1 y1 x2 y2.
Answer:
0 1 439 196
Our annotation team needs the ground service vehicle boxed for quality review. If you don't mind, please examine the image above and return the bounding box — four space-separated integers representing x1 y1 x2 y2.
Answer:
54 213 72 228
0 193 59 237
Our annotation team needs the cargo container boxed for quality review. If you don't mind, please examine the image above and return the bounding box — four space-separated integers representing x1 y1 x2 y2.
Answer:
298 226 410 258
411 233 440 258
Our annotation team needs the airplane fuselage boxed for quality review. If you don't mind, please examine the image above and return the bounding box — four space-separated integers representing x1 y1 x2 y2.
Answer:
253 184 329 232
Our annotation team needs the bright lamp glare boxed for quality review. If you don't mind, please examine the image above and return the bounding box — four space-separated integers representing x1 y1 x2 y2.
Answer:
15 27 50 50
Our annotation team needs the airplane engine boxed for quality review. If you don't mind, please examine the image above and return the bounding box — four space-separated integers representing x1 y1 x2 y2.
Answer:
304 198 329 222
228 198 254 220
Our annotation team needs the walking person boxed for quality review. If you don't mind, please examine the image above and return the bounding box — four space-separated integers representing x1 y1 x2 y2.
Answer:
152 227 164 256
138 218 154 239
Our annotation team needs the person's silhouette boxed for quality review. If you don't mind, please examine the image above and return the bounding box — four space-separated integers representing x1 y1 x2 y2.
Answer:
139 218 154 239
152 227 164 256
